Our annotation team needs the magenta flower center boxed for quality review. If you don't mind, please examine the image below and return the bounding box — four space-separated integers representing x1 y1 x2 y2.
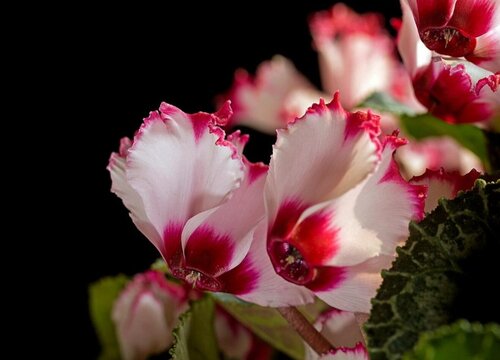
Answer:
172 267 222 292
420 27 476 57
269 240 316 285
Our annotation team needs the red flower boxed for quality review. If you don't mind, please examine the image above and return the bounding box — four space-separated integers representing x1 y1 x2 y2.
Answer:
405 0 500 72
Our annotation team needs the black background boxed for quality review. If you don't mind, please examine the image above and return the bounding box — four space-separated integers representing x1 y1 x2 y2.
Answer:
55 1 402 357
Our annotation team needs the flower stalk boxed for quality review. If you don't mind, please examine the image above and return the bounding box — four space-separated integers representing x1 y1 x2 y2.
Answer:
277 306 333 356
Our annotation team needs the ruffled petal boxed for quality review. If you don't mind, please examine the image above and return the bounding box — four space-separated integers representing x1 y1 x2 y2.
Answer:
319 343 368 360
266 94 381 227
226 130 250 155
317 309 365 348
395 136 483 179
223 56 314 134
310 4 397 109
282 88 329 124
126 103 245 243
410 168 480 212
108 137 162 250
305 309 365 360
181 162 268 275
413 58 499 123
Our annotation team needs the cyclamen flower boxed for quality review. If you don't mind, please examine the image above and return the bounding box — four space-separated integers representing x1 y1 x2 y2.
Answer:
412 57 500 124
222 4 415 134
405 0 500 72
222 56 316 134
395 136 483 179
399 0 500 124
305 309 367 360
265 94 427 313
108 102 313 307
309 3 404 109
410 167 481 212
112 271 188 360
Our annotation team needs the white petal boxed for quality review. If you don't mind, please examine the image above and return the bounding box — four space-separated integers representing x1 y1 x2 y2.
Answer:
317 136 426 267
398 0 432 76
470 26 500 72
226 56 315 134
410 168 480 212
395 136 484 179
112 271 188 360
126 105 244 241
108 138 162 249
181 162 268 274
116 293 171 360
317 310 365 348
317 35 395 109
314 255 394 313
266 95 381 228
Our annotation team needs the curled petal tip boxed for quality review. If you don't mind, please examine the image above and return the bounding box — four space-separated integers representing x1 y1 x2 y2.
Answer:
214 100 234 126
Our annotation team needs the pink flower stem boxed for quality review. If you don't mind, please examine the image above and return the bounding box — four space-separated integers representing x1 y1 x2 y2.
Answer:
278 306 333 356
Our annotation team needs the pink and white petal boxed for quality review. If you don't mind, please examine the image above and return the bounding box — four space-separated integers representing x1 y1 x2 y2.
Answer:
301 136 425 267
398 0 433 76
282 88 329 124
126 105 244 239
469 26 500 72
413 59 498 123
181 162 268 274
226 130 250 155
115 293 172 360
108 139 162 250
316 309 365 349
284 200 378 267
225 56 315 134
388 65 427 112
316 34 395 109
224 220 316 307
310 255 394 313
410 168 481 212
319 343 369 360
395 136 483 179
266 95 381 224
309 3 385 40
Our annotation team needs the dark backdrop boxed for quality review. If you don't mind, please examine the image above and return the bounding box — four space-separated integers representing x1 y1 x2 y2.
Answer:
68 1 401 357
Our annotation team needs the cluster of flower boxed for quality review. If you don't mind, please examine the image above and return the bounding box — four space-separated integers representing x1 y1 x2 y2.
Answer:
106 1 497 359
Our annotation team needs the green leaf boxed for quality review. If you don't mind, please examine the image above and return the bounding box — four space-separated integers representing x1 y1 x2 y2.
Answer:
400 114 489 167
403 320 500 360
170 296 220 360
215 294 326 360
89 275 129 360
358 92 417 115
365 180 500 360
